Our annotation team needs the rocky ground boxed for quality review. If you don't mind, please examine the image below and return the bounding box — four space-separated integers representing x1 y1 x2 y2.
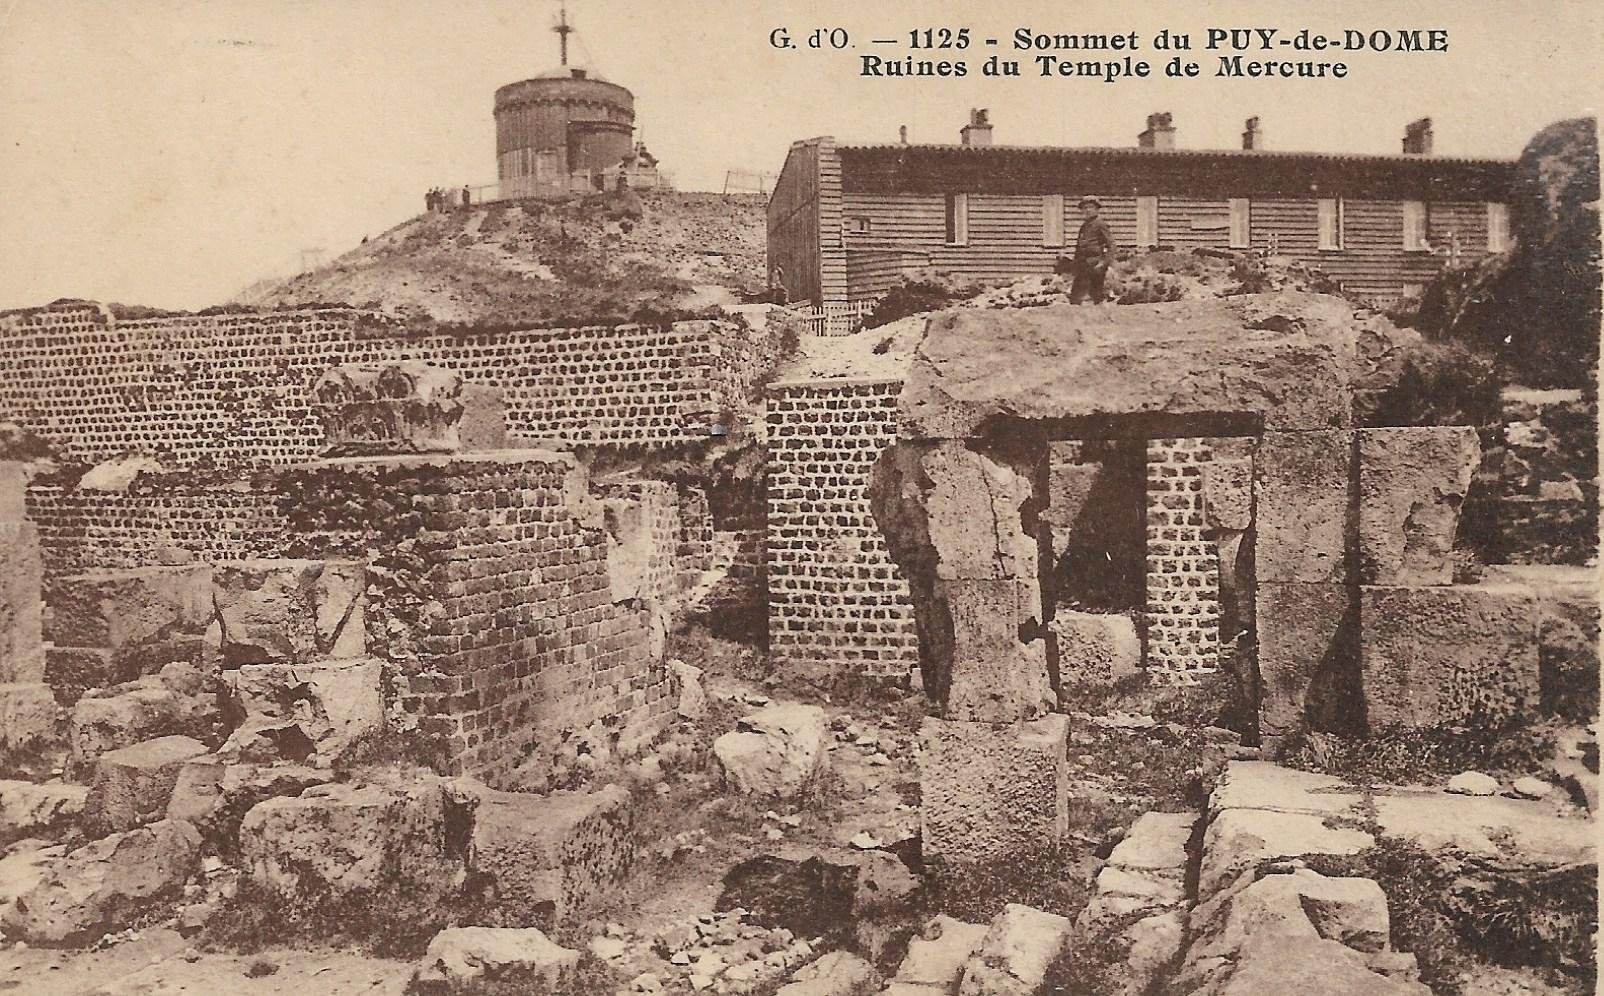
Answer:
2 639 1594 995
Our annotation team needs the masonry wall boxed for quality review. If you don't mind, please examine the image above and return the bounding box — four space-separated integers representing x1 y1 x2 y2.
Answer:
0 302 773 466
1144 437 1224 676
766 377 918 680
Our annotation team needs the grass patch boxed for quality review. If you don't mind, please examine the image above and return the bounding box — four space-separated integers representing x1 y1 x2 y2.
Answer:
1281 720 1559 784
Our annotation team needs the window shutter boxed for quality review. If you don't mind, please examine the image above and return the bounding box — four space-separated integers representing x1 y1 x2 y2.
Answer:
1042 194 1065 247
1317 198 1342 250
1228 198 1250 249
946 193 969 246
1136 196 1158 247
1403 201 1427 251
1486 203 1509 252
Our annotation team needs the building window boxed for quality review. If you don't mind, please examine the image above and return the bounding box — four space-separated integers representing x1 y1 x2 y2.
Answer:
1042 194 1065 247
1135 196 1159 247
1228 198 1251 249
1486 202 1510 252
1317 198 1344 250
945 193 969 246
845 216 871 235
1402 200 1430 252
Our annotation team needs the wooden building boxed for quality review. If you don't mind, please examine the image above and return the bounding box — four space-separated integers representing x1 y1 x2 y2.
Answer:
767 112 1516 328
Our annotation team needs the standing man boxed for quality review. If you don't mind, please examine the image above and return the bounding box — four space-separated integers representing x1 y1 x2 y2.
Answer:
1070 195 1115 304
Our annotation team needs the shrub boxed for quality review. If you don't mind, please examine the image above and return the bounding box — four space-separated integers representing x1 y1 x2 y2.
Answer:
861 279 969 328
1361 337 1504 427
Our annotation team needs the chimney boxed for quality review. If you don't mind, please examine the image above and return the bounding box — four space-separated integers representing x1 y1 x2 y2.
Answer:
960 108 992 147
1402 117 1433 155
1138 112 1175 150
899 124 908 144
1242 116 1264 150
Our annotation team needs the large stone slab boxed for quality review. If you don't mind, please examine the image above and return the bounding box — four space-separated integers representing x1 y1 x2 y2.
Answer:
1254 584 1354 739
1359 427 1479 585
921 714 1068 866
891 916 989 991
85 735 211 834
1209 762 1365 819
457 780 635 926
898 291 1355 439
1 819 200 945
47 565 213 655
958 903 1072 996
1198 809 1373 897
212 559 365 664
1371 791 1595 867
1359 583 1539 730
1255 431 1354 584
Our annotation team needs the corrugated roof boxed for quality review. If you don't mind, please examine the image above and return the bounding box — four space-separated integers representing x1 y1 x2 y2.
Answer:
837 142 1515 167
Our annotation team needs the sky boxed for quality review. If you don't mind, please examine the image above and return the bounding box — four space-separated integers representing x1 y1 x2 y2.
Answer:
0 0 1599 311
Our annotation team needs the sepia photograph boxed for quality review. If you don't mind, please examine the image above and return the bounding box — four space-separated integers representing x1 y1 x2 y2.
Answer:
0 1 1598 993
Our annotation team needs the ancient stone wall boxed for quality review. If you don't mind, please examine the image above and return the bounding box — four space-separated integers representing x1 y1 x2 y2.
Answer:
1144 437 1223 676
0 302 770 466
766 377 918 681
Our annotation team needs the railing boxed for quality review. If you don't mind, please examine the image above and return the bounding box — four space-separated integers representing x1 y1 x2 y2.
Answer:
784 300 878 337
422 167 677 212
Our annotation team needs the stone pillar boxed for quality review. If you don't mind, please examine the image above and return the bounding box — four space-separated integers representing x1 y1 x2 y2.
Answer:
871 439 1067 867
0 460 56 753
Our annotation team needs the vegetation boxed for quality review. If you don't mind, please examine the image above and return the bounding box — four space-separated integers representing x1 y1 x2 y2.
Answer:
1280 720 1558 785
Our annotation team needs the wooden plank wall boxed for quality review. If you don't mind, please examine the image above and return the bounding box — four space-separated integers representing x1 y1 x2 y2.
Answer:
839 191 1501 305
766 141 823 306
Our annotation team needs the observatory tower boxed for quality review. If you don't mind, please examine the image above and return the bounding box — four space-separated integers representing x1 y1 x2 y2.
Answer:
492 4 665 198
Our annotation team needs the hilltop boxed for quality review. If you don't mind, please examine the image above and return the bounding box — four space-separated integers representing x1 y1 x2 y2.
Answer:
235 189 768 326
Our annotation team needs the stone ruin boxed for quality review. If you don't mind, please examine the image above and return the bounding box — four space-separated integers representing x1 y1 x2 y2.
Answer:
868 290 1533 867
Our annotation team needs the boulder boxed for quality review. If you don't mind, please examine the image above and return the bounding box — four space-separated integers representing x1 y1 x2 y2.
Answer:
0 841 65 914
458 780 634 926
85 735 211 834
1446 771 1499 796
164 760 333 859
896 292 1355 439
713 704 829 798
1358 427 1479 584
959 903 1073 996
1193 933 1431 995
1050 612 1140 685
221 657 381 761
778 951 880 996
69 671 216 769
0 781 87 840
211 559 365 665
1194 870 1389 958
0 682 58 753
413 926 578 989
1 819 200 945
239 780 471 905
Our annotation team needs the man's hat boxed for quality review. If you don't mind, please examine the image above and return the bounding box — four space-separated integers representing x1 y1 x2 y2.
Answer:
1079 195 1101 207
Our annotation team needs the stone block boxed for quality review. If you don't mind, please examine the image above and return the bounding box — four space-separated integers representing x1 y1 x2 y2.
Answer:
239 780 471 904
311 361 464 455
1254 584 1354 738
0 522 43 683
1049 611 1139 686
0 681 59 752
47 564 213 654
165 760 332 860
712 703 829 799
85 735 211 833
1360 583 1539 730
414 926 579 989
222 658 381 761
69 674 216 769
921 714 1068 866
458 385 509 452
212 559 365 664
1201 457 1253 531
1255 431 1354 584
0 779 87 838
940 579 1051 723
958 903 1072 996
1359 427 1479 585
459 781 635 926
875 442 1039 583
1209 761 1365 820
1 818 200 945
892 915 989 990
